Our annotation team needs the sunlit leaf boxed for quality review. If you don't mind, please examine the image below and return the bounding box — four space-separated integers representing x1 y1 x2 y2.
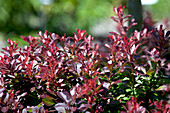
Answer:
42 97 55 106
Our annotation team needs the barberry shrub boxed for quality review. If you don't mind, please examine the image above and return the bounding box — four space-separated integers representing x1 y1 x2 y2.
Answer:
0 5 169 113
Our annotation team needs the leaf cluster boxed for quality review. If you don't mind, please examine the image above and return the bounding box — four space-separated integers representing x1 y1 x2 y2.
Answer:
0 5 169 113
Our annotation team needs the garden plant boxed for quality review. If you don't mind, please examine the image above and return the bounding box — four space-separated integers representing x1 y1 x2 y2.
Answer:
0 5 169 113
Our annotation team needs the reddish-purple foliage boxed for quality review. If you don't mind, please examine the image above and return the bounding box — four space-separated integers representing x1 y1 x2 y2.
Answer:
0 5 169 113
149 100 170 113
121 97 146 113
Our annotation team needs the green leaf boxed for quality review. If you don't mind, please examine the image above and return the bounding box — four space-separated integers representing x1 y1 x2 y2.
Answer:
156 85 167 91
126 89 132 92
123 97 129 100
136 80 142 84
117 94 125 100
28 109 32 112
37 102 43 107
122 77 130 81
141 67 146 74
42 97 55 106
146 69 154 76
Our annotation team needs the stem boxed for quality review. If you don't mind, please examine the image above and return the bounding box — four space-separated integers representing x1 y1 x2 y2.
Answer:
130 63 136 97
132 73 135 97
90 106 93 113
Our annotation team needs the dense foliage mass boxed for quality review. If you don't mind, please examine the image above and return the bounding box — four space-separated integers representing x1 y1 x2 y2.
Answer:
0 5 169 113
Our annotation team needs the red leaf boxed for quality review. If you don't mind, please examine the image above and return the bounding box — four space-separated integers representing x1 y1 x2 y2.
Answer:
105 44 111 49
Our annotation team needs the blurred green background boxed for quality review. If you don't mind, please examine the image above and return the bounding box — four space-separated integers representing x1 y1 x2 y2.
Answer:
0 0 170 47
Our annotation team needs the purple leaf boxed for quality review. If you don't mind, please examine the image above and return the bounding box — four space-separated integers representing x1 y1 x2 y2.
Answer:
1 106 9 113
78 104 90 111
57 91 72 104
54 103 67 113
